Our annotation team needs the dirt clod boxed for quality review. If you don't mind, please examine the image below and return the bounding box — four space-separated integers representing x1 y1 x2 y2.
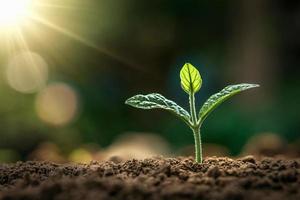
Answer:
0 156 299 200
206 165 222 178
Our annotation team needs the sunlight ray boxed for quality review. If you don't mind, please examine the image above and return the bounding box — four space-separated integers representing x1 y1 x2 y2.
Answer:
1 27 25 57
15 27 30 50
29 14 143 71
34 2 80 10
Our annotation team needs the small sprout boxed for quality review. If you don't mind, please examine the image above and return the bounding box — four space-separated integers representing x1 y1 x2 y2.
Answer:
125 63 259 163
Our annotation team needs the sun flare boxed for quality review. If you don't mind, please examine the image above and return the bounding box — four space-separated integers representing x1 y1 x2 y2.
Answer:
0 0 32 27
0 0 136 73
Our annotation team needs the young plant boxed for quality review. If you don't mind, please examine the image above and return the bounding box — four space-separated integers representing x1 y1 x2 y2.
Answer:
125 63 259 163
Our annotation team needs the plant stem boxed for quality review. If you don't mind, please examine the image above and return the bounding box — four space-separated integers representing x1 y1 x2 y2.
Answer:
193 128 202 163
189 93 202 163
189 93 197 125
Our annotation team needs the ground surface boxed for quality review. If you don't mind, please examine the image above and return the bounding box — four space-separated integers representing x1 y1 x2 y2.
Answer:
0 156 299 200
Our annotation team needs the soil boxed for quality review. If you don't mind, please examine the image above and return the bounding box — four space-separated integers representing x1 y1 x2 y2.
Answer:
0 156 299 200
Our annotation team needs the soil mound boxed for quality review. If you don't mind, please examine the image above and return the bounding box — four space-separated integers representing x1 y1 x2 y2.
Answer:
0 156 299 200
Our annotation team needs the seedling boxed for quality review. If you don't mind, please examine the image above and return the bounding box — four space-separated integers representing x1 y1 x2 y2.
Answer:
125 63 259 163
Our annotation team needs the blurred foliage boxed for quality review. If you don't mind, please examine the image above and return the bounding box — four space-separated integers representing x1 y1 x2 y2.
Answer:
0 0 299 162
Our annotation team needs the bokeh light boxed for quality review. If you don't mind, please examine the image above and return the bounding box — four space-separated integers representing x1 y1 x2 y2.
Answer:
69 148 93 163
6 51 48 93
35 82 79 126
0 0 32 28
98 133 170 160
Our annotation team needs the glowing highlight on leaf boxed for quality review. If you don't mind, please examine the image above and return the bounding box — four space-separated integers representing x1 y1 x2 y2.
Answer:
180 63 202 94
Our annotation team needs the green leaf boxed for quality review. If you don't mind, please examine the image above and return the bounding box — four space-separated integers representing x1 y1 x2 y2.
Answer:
125 93 190 123
180 63 202 94
199 83 259 122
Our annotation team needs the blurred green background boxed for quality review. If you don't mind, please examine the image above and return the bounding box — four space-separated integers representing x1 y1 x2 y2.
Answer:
0 0 299 163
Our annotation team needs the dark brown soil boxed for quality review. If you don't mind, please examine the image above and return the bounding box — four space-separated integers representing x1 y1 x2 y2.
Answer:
0 156 299 200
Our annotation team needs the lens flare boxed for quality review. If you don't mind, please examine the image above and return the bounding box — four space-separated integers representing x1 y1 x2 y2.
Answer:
6 51 48 93
35 83 79 126
0 0 32 28
69 148 93 163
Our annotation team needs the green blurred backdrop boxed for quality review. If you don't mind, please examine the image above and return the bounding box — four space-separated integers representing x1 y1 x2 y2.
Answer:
0 0 299 162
